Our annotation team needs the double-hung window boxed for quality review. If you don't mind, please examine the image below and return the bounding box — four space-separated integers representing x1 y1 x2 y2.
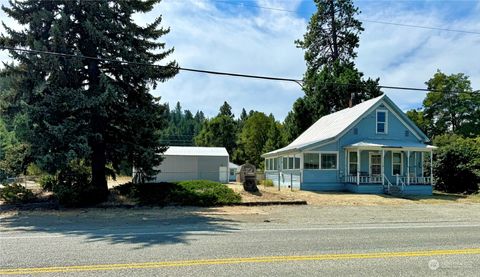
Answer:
376 110 388 134
348 151 358 175
392 152 402 175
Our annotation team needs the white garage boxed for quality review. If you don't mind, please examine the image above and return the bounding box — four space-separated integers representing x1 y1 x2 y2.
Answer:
147 146 230 183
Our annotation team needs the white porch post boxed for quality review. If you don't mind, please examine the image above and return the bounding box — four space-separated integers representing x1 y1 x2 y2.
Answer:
421 152 424 177
381 149 385 185
414 152 417 179
357 149 360 185
430 150 433 186
344 149 347 182
407 150 410 185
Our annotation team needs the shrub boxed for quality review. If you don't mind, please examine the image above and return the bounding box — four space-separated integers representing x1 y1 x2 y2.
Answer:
115 180 241 206
261 179 274 187
434 136 480 194
172 180 241 206
52 161 106 207
39 175 56 192
0 183 36 204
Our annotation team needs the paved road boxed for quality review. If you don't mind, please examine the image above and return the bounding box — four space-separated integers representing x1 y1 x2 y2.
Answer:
1 204 480 276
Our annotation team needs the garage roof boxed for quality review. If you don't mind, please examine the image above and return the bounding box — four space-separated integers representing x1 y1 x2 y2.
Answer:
164 146 229 157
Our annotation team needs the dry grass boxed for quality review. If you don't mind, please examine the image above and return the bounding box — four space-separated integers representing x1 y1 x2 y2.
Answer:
107 176 132 188
227 183 480 206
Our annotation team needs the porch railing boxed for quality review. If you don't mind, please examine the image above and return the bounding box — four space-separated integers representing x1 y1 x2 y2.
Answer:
344 175 382 184
345 175 432 185
396 176 432 185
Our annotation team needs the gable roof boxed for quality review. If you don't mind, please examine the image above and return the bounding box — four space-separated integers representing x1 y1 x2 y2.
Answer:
263 94 429 157
164 146 229 157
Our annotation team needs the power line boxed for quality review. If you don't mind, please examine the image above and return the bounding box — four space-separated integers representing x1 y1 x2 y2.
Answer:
0 46 303 86
212 0 480 35
1 46 478 95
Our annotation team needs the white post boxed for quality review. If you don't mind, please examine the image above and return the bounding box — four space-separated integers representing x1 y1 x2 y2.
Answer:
407 150 410 185
357 149 360 185
430 150 433 186
344 149 347 182
381 149 385 186
421 152 424 178
414 152 417 180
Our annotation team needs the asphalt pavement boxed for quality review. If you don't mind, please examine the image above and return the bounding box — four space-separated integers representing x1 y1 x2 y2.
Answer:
1 204 480 276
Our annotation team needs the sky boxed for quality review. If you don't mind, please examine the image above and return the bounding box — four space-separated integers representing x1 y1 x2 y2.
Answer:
1 0 479 120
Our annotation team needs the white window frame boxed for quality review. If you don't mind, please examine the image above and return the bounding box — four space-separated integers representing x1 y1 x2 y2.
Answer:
347 150 358 175
391 151 403 176
303 151 339 170
369 152 383 176
303 152 320 170
320 151 339 171
376 109 388 134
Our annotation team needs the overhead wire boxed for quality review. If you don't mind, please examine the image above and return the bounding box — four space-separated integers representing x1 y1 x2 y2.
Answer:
1 46 478 95
211 0 480 35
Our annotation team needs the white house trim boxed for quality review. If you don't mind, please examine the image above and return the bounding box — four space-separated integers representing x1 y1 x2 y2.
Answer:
391 151 403 176
302 151 339 171
376 109 388 134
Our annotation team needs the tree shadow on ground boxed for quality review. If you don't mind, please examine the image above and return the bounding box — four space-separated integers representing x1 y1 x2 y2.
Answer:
0 207 239 249
401 192 470 201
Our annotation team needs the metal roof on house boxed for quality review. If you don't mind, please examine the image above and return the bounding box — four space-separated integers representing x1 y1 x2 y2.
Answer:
263 95 385 156
229 162 239 168
164 146 229 157
345 139 437 150
263 94 430 157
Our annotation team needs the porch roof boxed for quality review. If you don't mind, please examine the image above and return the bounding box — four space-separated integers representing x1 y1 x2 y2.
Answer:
344 139 437 151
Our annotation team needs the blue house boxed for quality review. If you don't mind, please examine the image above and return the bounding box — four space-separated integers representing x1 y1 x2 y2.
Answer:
262 95 436 195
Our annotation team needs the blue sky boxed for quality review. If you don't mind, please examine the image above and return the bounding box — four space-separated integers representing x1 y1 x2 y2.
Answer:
1 0 479 120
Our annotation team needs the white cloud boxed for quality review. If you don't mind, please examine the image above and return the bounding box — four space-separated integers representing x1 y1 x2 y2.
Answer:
1 0 478 119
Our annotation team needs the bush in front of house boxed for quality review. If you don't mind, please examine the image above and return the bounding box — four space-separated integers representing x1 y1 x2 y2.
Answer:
171 180 241 206
261 179 274 187
0 183 36 204
114 180 241 206
433 135 480 194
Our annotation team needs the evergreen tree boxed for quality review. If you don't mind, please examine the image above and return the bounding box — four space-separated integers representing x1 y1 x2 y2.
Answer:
1 0 178 201
195 115 237 155
219 101 234 118
285 0 381 142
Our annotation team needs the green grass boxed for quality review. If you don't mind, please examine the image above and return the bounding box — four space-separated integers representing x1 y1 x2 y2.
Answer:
114 180 241 207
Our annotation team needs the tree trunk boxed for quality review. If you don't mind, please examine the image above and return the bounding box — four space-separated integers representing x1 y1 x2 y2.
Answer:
330 0 339 61
86 48 108 200
91 141 108 199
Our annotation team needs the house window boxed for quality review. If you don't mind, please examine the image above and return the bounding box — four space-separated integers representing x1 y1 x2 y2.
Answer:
288 157 294 169
376 110 388 134
321 153 337 170
348 151 358 175
273 158 278 170
282 157 288 170
392 152 402 175
294 157 300 169
303 153 319 169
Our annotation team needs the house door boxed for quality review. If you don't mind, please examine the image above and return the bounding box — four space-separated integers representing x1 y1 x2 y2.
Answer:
370 154 382 176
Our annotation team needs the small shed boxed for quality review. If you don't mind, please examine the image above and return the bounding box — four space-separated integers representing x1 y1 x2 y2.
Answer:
228 162 239 181
146 146 229 183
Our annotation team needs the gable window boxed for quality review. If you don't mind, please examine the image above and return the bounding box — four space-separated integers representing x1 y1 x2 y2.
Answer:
321 153 338 170
348 151 358 175
392 152 402 175
376 110 388 134
304 153 319 169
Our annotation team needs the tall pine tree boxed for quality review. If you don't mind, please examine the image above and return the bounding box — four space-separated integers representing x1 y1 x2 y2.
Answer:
1 0 178 201
285 0 381 142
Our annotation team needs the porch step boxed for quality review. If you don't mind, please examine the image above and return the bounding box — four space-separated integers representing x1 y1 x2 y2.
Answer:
385 185 403 196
